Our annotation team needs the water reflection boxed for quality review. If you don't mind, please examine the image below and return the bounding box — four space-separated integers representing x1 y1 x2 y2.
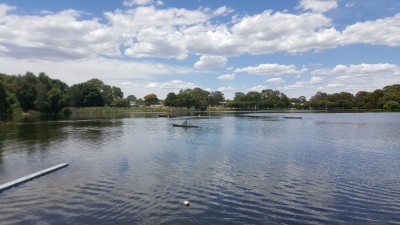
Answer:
118 157 129 175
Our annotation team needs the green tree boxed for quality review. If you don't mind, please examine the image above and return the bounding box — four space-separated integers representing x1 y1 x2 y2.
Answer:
101 85 114 106
176 91 193 108
244 91 262 101
34 81 50 112
14 72 37 111
47 87 67 114
113 98 130 107
210 91 225 106
192 88 210 111
355 91 371 109
310 92 328 110
383 101 400 111
370 89 385 109
144 93 159 105
234 92 245 101
298 96 307 103
0 82 8 116
112 86 124 99
68 85 83 107
278 93 290 108
164 92 177 107
381 84 400 103
126 95 137 106
80 82 104 107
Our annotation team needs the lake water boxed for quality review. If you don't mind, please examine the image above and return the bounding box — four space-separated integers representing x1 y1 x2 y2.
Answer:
1 112 400 224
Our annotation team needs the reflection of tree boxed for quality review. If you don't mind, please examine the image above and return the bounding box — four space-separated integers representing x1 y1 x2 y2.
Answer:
69 120 124 147
0 140 3 163
13 119 66 154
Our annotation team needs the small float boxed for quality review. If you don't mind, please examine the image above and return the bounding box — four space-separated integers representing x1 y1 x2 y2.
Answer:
183 200 190 207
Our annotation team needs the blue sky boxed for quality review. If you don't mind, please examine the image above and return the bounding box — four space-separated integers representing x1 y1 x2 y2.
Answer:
0 0 399 100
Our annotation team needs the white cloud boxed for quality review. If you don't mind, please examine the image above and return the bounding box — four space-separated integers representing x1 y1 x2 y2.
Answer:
184 24 241 56
266 78 285 83
213 6 234 16
342 13 400 47
231 10 341 54
106 6 209 59
124 27 187 59
281 84 305 90
326 83 344 88
310 76 323 84
336 75 351 80
0 8 119 60
298 0 338 13
217 73 235 80
123 0 153 6
250 85 268 92
1 3 399 63
146 82 159 88
312 63 400 76
310 63 400 94
218 86 235 92
146 80 197 89
281 76 323 91
0 4 15 16
194 55 227 69
235 64 307 76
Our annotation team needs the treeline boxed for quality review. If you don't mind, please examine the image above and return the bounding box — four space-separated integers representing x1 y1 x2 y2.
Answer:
164 88 224 111
1 72 400 117
226 85 400 111
0 72 137 116
226 90 292 109
307 86 400 110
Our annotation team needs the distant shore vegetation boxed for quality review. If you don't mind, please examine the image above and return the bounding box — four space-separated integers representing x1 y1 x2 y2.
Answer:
1 71 400 119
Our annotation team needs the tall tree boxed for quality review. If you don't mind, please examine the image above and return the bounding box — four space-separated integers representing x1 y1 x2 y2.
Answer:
126 95 137 106
47 87 67 113
234 92 245 101
80 82 104 107
144 93 159 105
0 82 8 115
210 91 225 106
164 92 177 107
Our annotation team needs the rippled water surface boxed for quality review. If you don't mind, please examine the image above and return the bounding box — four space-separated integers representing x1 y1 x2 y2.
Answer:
1 112 400 224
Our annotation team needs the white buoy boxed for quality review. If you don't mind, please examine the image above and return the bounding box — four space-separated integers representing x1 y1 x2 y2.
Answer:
183 200 190 207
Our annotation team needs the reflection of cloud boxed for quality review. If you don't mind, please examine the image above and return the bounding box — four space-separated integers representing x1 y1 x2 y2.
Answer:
119 157 130 175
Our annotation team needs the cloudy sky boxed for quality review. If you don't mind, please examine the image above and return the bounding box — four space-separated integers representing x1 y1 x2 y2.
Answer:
0 0 399 99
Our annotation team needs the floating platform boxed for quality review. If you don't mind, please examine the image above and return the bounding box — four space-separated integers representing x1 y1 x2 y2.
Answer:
172 124 198 128
0 163 69 192
158 114 176 117
283 116 302 119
